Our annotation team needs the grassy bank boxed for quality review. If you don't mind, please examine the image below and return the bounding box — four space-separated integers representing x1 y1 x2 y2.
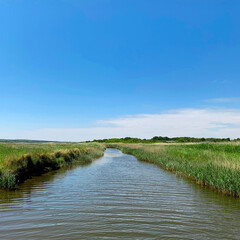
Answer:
0 142 105 189
108 143 240 197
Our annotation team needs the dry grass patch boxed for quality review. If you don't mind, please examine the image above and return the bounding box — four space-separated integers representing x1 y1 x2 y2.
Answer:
0 142 105 189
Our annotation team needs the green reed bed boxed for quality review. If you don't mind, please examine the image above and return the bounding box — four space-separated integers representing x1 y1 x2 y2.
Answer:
0 142 105 189
108 143 240 197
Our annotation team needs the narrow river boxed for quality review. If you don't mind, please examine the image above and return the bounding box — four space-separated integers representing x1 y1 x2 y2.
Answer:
0 148 240 239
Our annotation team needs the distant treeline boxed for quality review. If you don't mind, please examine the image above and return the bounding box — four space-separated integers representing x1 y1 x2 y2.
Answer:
91 136 233 143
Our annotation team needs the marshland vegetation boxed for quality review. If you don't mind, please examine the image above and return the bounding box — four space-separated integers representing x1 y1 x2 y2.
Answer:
108 142 240 197
0 142 105 189
2 139 240 198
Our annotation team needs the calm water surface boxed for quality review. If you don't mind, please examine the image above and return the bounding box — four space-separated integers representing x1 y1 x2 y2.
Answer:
0 148 240 239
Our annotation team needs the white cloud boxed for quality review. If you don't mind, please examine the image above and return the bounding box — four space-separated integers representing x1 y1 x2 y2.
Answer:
2 108 240 141
207 98 240 103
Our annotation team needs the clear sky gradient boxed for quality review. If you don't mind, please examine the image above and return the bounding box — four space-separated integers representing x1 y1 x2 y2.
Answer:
1 0 240 141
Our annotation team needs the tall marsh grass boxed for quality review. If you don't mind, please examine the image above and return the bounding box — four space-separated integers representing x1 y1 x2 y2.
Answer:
0 142 105 189
108 143 240 197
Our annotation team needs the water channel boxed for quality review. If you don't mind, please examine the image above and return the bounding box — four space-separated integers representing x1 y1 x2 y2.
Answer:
0 148 240 239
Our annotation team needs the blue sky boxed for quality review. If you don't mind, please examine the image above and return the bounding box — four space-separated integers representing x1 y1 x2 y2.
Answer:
1 0 240 141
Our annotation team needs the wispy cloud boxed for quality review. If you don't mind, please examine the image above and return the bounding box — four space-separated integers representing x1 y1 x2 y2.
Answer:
2 108 240 141
207 97 240 103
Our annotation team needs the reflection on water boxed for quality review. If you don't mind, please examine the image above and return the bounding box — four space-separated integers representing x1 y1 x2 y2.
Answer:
0 148 240 239
0 162 92 204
